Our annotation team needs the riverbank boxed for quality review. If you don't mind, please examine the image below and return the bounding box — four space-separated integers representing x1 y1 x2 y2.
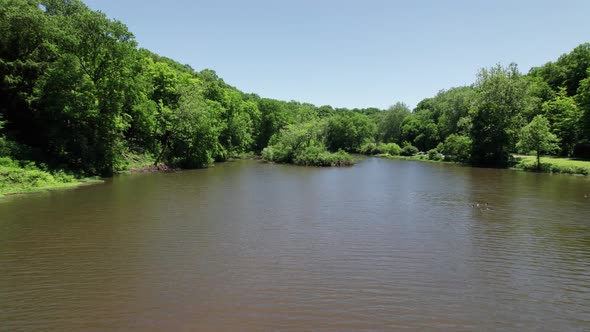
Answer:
375 152 590 176
0 157 102 198
1 152 256 197
4 152 588 199
513 155 590 175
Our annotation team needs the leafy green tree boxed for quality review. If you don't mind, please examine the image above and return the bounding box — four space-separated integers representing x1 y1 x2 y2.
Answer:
400 111 439 151
286 101 319 124
262 121 326 163
517 115 559 170
165 84 223 168
0 0 56 149
378 102 410 143
255 98 290 151
317 105 335 118
34 2 138 175
528 44 590 96
220 89 256 156
577 71 590 143
470 63 529 166
432 87 476 139
542 88 582 156
325 111 376 152
559 43 590 96
524 75 556 121
441 134 472 162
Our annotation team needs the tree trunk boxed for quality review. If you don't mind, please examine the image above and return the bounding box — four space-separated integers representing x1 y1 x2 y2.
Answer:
536 151 541 171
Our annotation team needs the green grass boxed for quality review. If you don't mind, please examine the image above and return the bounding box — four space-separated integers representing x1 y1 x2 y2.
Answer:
118 152 157 173
0 157 102 197
514 155 590 175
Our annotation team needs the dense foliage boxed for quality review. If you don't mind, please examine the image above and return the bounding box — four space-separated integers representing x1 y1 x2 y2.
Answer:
516 115 559 170
1 0 590 178
261 121 353 166
365 45 590 166
0 0 360 173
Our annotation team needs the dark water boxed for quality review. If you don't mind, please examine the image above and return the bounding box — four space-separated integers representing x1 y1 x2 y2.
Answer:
1 158 590 331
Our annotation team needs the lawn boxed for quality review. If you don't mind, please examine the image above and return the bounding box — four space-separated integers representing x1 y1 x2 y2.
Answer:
514 155 590 175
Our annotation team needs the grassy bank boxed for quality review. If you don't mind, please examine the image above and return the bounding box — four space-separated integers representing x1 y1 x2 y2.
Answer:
376 152 590 176
514 155 590 175
0 158 102 198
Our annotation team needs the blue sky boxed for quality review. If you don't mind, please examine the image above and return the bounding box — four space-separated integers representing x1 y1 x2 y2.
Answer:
84 0 590 110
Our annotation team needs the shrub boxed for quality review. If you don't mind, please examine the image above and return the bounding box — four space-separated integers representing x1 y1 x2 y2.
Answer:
0 157 82 196
428 149 443 161
294 146 353 166
261 143 293 163
359 142 379 155
400 143 419 156
381 142 401 156
293 145 326 165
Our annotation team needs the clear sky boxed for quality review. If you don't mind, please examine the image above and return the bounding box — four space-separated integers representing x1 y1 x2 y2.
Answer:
84 0 590 110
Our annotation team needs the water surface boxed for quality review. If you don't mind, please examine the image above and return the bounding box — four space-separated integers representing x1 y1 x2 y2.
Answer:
1 158 590 331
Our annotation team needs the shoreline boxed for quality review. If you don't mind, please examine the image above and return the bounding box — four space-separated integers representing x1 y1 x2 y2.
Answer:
4 154 589 199
373 153 590 176
0 177 103 199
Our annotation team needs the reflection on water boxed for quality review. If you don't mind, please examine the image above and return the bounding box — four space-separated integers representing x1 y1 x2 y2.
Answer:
1 158 589 331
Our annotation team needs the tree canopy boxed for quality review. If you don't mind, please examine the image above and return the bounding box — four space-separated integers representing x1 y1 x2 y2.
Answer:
517 115 559 170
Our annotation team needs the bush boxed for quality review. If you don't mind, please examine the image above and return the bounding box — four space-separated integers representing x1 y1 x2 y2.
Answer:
0 157 82 196
0 157 18 167
293 145 325 165
381 142 401 156
400 143 419 156
359 142 379 155
293 146 353 166
359 142 402 156
261 143 293 163
428 149 443 161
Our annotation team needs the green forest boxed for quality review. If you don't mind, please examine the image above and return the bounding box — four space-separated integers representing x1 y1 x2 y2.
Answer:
2 0 590 195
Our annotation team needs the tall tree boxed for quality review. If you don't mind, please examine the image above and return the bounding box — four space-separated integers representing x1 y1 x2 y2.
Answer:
433 87 476 139
255 98 289 151
470 64 529 166
326 111 376 152
542 88 582 156
34 1 139 175
378 102 410 143
517 115 559 170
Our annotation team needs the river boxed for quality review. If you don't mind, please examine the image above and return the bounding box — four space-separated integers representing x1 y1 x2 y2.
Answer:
1 158 589 331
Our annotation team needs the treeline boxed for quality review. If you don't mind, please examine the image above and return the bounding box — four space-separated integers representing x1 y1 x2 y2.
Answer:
0 0 363 174
368 45 590 167
2 0 590 176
